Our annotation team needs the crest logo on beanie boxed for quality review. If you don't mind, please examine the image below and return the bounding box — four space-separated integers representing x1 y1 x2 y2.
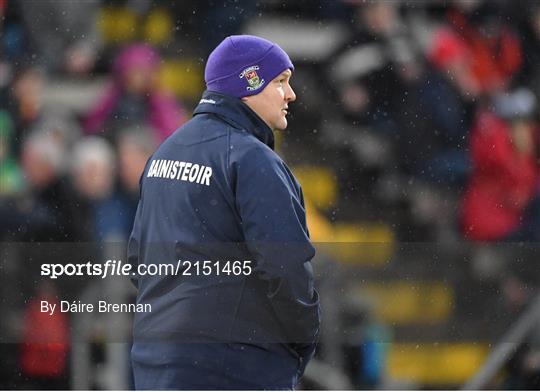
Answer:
239 65 265 92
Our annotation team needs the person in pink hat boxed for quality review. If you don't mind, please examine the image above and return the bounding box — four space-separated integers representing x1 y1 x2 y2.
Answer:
84 43 187 143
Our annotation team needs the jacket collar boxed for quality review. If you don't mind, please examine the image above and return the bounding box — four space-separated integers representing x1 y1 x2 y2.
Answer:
193 91 275 150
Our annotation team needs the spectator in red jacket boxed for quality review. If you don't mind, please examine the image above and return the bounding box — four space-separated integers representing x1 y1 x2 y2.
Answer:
461 88 539 241
429 0 522 99
20 281 69 389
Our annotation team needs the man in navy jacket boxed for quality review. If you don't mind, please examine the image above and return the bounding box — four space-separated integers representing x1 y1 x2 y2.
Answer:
129 35 320 390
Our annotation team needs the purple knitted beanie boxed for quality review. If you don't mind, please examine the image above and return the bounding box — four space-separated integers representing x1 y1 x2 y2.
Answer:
205 35 294 98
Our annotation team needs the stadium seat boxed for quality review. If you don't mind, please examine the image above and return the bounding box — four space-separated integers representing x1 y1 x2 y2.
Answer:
352 281 453 324
98 6 137 44
293 166 338 210
157 59 205 101
388 343 488 386
143 8 173 45
330 223 394 265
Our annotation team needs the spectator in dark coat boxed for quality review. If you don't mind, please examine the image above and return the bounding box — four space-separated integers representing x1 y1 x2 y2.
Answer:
2 131 75 241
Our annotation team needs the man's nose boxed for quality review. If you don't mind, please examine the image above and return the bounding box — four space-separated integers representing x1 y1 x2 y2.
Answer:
286 84 296 102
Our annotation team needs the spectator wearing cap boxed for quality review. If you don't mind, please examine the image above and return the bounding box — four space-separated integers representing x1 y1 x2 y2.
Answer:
83 43 187 144
129 35 320 389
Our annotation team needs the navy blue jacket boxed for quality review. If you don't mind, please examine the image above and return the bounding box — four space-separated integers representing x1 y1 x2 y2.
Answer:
129 91 320 388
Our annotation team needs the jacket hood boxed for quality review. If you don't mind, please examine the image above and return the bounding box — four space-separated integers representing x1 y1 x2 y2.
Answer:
193 90 275 150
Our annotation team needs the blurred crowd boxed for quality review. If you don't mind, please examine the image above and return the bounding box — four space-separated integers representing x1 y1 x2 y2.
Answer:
2 0 540 389
314 0 540 245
